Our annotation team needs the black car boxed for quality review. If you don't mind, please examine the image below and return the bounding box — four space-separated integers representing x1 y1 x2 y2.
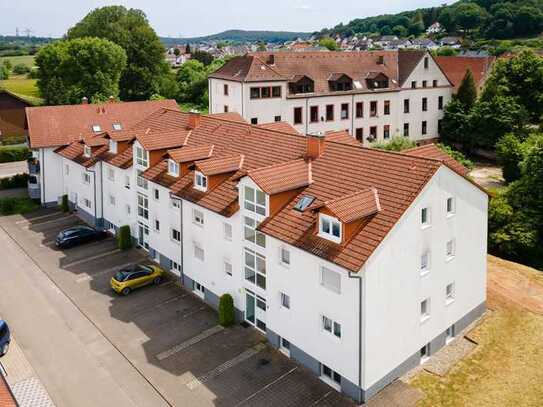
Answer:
55 225 106 248
0 320 10 356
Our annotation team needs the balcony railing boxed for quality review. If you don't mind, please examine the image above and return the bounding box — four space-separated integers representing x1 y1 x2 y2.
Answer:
27 159 40 174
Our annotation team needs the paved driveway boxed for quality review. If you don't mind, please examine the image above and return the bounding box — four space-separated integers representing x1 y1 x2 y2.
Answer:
0 160 27 178
0 208 355 407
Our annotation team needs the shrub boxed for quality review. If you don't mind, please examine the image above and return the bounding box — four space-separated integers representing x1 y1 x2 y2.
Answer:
61 194 69 212
0 173 28 189
12 63 30 75
218 293 235 327
0 197 39 215
374 136 416 152
1 134 28 146
0 146 31 163
117 225 132 250
436 143 474 170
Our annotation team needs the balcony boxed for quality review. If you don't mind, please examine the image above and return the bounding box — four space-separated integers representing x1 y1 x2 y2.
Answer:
27 158 40 174
27 174 40 199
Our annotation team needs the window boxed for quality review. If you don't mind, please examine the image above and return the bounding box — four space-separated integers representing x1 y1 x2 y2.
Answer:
422 97 428 111
280 292 290 309
194 171 208 191
369 126 377 140
421 251 430 274
244 216 266 248
370 101 377 117
272 86 281 97
154 219 160 231
170 260 181 273
83 198 91 208
424 56 429 69
135 146 148 167
251 118 258 125
446 239 456 259
82 172 91 184
224 105 229 113
404 123 410 137
223 222 232 240
310 106 319 123
411 81 416 88
447 197 455 215
244 248 266 289
65 164 69 175
83 145 91 158
420 298 430 321
355 102 363 118
112 123 122 131
438 96 444 110
244 186 266 216
433 80 438 88
319 214 341 243
224 259 232 276
123 175 130 189
171 199 181 209
340 103 349 120
422 80 427 88
383 125 390 139
322 315 341 338
137 194 149 220
293 107 303 125
446 325 455 343
250 87 260 99
280 247 290 266
421 207 430 226
384 100 390 115
326 104 334 121
92 124 101 133
126 204 131 215
193 208 204 226
223 84 228 96
136 170 148 190
321 266 341 294
446 282 455 303
171 228 181 243
168 159 179 176
280 337 290 354
422 121 427 135
420 343 430 363
404 99 410 113
109 194 116 206
105 167 114 181
194 242 204 261
355 128 363 142
153 188 160 200
274 115 281 122
321 364 341 385
109 140 117 153
294 195 315 211
261 87 270 98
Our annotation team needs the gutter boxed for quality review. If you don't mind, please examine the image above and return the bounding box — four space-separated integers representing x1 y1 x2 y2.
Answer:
348 271 363 401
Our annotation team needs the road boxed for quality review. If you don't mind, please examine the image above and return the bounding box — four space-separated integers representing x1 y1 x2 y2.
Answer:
0 161 27 178
0 222 169 407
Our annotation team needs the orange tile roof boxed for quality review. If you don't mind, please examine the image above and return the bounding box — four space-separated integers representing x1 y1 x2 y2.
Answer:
256 122 300 135
323 187 381 223
324 130 362 147
434 56 495 93
136 129 191 151
0 374 17 407
27 100 179 148
104 145 133 169
404 144 469 177
55 140 109 168
167 144 214 163
248 158 312 194
195 154 245 176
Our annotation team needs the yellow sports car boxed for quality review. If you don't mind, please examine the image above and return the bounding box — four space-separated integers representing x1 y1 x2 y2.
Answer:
110 264 163 295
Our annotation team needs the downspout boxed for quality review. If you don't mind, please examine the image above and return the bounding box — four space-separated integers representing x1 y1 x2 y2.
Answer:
241 82 244 118
305 97 309 134
99 161 104 227
40 148 45 204
351 94 355 136
208 78 212 113
348 271 363 402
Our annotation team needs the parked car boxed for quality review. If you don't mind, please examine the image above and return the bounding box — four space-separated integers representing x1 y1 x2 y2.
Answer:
55 225 106 249
110 264 163 295
0 320 10 357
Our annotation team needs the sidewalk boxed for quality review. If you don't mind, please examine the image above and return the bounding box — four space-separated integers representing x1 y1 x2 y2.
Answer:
0 337 55 407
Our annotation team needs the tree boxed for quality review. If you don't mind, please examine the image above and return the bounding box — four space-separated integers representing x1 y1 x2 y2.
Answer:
173 48 181 56
374 136 416 151
12 63 30 75
408 12 425 36
496 133 525 183
36 37 127 105
67 6 168 101
117 225 132 250
436 143 474 169
2 59 12 72
319 37 339 51
392 25 408 38
191 50 214 66
0 65 9 80
61 194 69 212
175 58 225 109
257 41 267 51
218 293 235 327
456 69 477 109
454 3 486 35
440 99 472 147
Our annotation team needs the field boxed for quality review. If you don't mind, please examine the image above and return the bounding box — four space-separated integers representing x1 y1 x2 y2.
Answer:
0 54 35 68
410 255 543 406
0 77 42 105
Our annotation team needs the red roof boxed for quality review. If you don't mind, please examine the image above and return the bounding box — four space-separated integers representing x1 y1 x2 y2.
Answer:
196 154 245 176
323 188 381 223
434 56 495 93
168 144 214 163
404 144 469 177
256 122 300 135
248 158 312 194
27 100 178 148
0 375 17 407
324 130 362 147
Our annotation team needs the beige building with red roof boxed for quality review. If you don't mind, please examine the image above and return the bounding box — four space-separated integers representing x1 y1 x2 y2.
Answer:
209 50 453 145
27 101 487 404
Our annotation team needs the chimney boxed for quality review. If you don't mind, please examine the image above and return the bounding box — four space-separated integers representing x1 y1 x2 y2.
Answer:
377 55 384 65
81 96 89 104
267 54 275 65
306 132 325 160
188 109 201 129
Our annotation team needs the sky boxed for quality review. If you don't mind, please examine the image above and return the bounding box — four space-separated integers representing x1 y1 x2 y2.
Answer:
1 0 455 38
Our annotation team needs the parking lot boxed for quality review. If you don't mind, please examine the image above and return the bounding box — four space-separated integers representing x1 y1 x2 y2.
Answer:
0 208 355 407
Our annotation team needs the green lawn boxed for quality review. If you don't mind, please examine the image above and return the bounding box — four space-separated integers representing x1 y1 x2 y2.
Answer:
0 77 43 105
0 55 35 68
0 197 40 216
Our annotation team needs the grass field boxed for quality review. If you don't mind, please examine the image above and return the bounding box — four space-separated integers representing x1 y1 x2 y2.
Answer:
410 256 543 406
0 55 35 68
0 77 43 105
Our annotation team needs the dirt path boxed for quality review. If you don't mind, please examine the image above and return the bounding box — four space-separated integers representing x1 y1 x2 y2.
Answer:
469 163 504 190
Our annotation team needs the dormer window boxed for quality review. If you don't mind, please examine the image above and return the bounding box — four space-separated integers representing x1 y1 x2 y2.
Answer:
366 73 389 89
168 159 179 177
109 140 117 154
319 214 341 243
244 186 266 216
92 125 101 133
135 146 148 167
194 171 207 191
112 123 122 131
328 73 353 92
83 145 91 158
288 75 314 94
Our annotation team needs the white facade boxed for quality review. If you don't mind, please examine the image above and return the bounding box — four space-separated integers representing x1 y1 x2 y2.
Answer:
209 53 452 145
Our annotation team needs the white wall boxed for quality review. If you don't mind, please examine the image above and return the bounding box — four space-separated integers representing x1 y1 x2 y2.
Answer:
60 158 101 221
40 148 64 205
102 162 136 235
209 79 244 116
360 166 487 389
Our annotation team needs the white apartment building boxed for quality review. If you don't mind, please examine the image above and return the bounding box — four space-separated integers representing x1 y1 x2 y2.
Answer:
26 103 487 404
208 50 453 145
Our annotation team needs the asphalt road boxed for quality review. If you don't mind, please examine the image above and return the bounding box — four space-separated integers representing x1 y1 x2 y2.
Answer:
0 161 27 178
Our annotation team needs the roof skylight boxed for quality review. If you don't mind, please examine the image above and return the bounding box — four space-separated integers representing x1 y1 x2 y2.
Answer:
294 195 315 211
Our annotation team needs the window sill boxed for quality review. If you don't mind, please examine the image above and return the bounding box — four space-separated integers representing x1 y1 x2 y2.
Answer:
421 224 431 230
446 255 455 263
445 298 455 306
420 315 431 325
420 269 430 278
192 221 204 228
446 213 456 219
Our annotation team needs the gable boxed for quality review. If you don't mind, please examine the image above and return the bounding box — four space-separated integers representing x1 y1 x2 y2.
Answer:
401 53 452 88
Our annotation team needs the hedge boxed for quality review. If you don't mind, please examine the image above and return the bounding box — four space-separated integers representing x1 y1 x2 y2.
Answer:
0 197 39 215
60 194 69 212
0 146 31 163
117 225 132 250
0 173 28 189
218 293 235 327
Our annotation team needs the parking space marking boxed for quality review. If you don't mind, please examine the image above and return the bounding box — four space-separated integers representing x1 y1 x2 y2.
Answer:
156 325 224 361
234 366 298 406
75 262 135 283
185 343 266 390
62 248 121 268
15 212 63 224
23 214 76 229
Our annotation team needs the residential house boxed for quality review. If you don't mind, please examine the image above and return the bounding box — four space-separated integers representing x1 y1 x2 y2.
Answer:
439 37 462 48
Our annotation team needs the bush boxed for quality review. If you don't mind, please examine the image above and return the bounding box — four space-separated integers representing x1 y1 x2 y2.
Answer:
218 293 235 327
374 136 416 151
436 143 474 170
1 134 28 146
0 173 28 189
0 197 39 215
0 146 31 163
61 194 69 212
117 225 132 250
12 63 30 75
